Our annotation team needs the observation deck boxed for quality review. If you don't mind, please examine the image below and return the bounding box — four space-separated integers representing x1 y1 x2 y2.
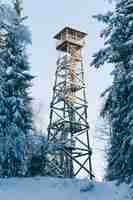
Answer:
54 27 87 52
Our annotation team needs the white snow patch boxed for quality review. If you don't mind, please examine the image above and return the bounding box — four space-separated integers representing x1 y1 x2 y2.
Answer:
130 138 133 146
6 67 12 75
0 177 131 200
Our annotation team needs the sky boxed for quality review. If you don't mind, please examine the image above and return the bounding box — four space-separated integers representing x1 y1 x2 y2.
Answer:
21 0 114 180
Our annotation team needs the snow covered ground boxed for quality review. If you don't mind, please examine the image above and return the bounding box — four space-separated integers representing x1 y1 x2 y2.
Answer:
0 177 132 200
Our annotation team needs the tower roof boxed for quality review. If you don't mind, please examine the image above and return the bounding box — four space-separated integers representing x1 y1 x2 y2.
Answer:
54 27 87 40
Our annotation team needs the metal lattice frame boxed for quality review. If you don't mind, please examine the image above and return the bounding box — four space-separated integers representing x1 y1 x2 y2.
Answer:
46 32 94 179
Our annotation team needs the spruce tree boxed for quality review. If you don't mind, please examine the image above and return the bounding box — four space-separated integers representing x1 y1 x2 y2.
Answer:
0 3 33 177
91 0 133 183
27 134 47 177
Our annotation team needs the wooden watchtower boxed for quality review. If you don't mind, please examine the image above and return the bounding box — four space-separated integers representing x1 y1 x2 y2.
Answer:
46 27 94 179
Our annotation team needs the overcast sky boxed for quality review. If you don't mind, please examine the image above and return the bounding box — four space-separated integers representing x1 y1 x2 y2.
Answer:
21 0 114 180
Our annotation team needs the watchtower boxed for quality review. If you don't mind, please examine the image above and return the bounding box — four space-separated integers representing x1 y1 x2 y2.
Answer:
46 27 93 178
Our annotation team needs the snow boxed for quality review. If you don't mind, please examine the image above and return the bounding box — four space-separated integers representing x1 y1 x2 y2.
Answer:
130 138 133 146
0 177 131 200
6 67 13 75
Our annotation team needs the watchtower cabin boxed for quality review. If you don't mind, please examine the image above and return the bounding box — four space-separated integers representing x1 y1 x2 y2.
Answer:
54 27 87 54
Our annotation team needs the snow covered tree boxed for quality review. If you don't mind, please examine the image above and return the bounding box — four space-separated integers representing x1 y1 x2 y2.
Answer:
91 0 133 183
0 3 33 177
27 133 47 177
